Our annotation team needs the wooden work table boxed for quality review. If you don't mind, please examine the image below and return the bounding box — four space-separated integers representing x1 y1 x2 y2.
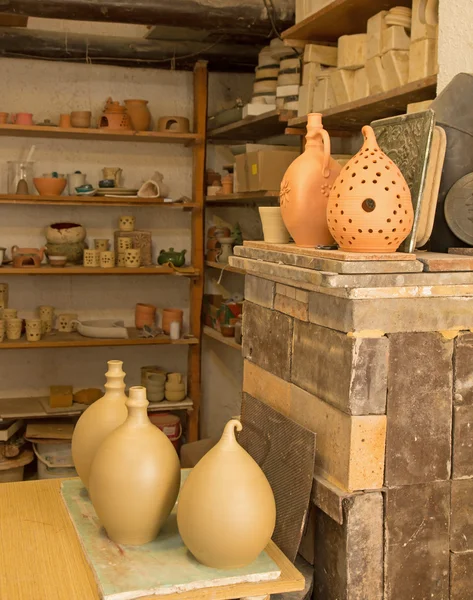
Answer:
0 479 304 600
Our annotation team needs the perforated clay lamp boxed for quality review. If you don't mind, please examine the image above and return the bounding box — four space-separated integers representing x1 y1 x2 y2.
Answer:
177 419 276 569
71 360 128 489
88 386 180 545
327 125 414 252
280 112 341 247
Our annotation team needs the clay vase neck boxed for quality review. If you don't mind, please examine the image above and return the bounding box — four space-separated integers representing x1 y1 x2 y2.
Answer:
124 389 149 426
219 419 242 450
102 360 126 402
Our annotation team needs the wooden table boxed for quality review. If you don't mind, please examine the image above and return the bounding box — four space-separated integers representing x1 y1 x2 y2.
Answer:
0 479 304 600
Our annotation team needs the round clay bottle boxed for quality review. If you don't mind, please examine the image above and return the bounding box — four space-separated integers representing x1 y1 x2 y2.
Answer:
88 386 180 545
327 125 414 252
71 360 128 489
177 419 276 569
124 99 151 131
280 113 341 247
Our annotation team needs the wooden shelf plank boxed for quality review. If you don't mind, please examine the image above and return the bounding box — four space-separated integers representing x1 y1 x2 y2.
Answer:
206 191 280 204
0 265 199 276
0 194 198 208
207 109 296 142
205 260 246 275
203 326 242 351
288 76 438 132
0 329 199 350
282 0 412 42
0 124 201 144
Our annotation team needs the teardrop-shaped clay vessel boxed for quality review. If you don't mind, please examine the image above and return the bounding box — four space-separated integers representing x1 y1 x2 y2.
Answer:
71 360 128 489
280 113 341 247
177 419 276 569
88 386 180 545
327 125 414 252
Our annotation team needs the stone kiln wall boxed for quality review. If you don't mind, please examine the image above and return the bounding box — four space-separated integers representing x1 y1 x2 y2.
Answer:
241 272 472 600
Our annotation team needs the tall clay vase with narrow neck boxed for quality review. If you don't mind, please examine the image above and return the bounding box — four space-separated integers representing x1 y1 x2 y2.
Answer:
71 360 128 490
177 419 276 569
88 386 180 545
280 113 342 247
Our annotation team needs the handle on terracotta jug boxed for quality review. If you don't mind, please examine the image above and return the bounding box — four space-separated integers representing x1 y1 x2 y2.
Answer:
319 129 332 179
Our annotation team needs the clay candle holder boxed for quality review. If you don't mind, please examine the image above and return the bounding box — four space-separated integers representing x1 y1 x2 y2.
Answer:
25 319 42 342
6 318 22 340
38 305 54 334
119 216 135 232
94 239 110 252
57 313 78 333
83 249 101 267
135 303 157 329
100 251 115 268
0 319 4 343
125 248 140 268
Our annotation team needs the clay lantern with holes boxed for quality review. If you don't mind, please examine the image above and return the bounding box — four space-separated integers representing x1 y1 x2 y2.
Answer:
326 126 413 252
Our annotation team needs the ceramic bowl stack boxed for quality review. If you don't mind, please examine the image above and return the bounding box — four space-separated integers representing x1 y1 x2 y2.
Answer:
385 6 412 29
164 373 186 402
276 57 302 110
251 46 280 106
145 372 166 402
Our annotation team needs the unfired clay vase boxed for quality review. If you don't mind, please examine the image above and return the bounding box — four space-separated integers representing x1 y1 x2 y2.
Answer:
88 386 180 545
280 113 341 247
327 126 414 252
71 360 128 489
177 419 276 569
125 100 151 131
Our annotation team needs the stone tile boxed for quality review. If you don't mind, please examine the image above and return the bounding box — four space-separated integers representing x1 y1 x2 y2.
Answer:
314 492 383 600
451 479 473 552
244 274 274 309
417 252 473 272
312 474 362 525
242 301 293 382
274 293 309 321
289 385 386 492
454 332 473 406
450 551 473 600
385 332 453 486
385 482 450 600
453 405 473 479
292 320 388 415
242 360 290 417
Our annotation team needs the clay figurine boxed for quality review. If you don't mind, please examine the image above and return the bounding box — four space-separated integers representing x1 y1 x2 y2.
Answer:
157 248 186 267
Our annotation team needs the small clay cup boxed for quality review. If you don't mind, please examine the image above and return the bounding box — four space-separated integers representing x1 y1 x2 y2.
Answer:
57 313 78 333
135 303 156 329
3 308 18 320
6 317 22 340
59 114 71 128
117 237 132 251
0 113 8 124
125 248 140 268
94 239 110 252
100 251 115 268
117 252 127 266
119 215 135 232
83 249 101 267
26 318 42 342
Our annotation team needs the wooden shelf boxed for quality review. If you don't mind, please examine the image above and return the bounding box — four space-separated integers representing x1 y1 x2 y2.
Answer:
207 109 296 142
206 191 280 204
0 194 198 209
0 124 201 145
288 76 438 132
0 329 199 350
203 326 242 351
282 0 411 42
0 265 199 276
205 260 245 274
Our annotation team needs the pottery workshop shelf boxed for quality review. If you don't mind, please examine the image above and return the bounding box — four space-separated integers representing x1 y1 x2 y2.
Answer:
207 109 296 142
0 330 199 350
0 265 200 276
282 0 412 42
0 194 199 209
205 191 280 205
0 124 202 145
288 76 438 133
203 326 242 351
205 260 246 275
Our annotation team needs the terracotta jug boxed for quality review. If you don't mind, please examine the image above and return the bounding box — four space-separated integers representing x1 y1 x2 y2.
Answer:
71 360 128 489
88 386 180 545
125 99 151 131
280 113 341 247
327 126 414 252
177 419 276 569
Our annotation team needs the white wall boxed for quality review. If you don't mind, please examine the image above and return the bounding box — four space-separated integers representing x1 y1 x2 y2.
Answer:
438 0 473 92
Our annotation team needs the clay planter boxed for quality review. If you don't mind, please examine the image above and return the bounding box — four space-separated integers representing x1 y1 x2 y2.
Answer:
162 308 183 335
33 177 67 196
88 386 180 545
177 419 276 568
70 111 92 128
280 113 341 247
135 303 157 329
125 99 151 131
259 207 290 244
327 125 414 252
46 223 86 245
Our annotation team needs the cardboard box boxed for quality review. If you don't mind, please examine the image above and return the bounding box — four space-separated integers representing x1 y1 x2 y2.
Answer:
235 149 299 192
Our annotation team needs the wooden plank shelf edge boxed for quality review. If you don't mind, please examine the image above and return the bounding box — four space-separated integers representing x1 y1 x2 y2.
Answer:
207 109 296 142
206 191 280 204
0 194 199 208
203 326 242 351
205 260 245 275
0 266 200 276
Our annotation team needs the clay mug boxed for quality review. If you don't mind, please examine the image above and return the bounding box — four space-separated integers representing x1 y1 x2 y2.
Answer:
26 318 42 342
0 113 8 124
162 309 183 335
117 252 127 267
94 239 110 252
117 237 132 251
125 248 140 268
135 303 157 329
0 319 5 342
259 207 290 244
57 313 78 333
83 249 101 267
141 366 166 386
100 251 115 268
119 215 135 232
0 283 9 308
3 308 17 320
11 113 33 126
59 113 71 128
6 317 22 340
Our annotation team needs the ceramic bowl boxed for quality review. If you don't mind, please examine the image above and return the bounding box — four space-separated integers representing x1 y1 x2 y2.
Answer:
70 111 92 128
99 179 115 188
48 255 67 267
165 382 185 393
34 177 67 196
147 391 165 402
164 390 186 402
75 184 94 193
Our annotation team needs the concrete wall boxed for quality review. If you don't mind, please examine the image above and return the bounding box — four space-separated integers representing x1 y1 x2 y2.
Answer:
438 0 473 92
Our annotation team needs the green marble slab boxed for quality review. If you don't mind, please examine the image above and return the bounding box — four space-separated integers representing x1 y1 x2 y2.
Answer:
61 474 280 600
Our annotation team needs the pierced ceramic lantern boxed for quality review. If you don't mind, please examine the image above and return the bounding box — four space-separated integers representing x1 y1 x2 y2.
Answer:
327 126 414 252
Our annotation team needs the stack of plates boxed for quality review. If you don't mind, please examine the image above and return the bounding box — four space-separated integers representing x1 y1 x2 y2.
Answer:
95 188 138 197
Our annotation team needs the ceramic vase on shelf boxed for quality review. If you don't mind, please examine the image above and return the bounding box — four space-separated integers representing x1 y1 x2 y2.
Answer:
71 360 128 489
259 207 290 244
88 386 180 546
125 99 151 131
177 419 276 569
327 125 414 252
280 113 341 247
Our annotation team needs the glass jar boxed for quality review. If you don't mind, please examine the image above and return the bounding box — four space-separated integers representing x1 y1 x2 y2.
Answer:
7 161 34 194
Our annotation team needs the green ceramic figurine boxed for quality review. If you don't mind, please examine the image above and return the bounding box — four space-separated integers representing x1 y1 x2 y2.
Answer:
157 248 187 267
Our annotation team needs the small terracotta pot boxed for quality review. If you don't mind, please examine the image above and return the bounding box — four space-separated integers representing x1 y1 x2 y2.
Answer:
70 111 92 128
259 207 290 244
221 175 234 195
12 113 33 126
157 116 190 133
162 309 183 335
135 303 157 329
59 114 71 128
125 99 151 131
0 113 8 124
